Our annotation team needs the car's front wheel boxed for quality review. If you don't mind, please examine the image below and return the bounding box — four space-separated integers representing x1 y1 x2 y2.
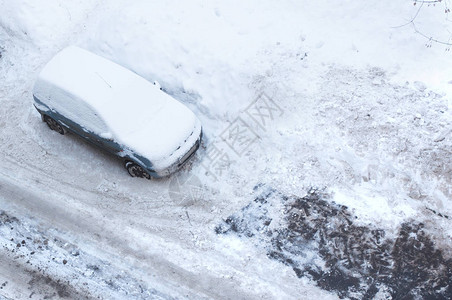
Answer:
44 116 65 135
125 161 151 179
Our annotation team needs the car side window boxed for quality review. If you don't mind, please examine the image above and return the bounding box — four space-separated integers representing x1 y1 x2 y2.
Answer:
84 107 107 132
76 102 109 135
44 85 109 135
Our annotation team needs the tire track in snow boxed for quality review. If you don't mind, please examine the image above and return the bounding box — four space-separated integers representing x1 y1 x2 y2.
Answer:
0 158 292 299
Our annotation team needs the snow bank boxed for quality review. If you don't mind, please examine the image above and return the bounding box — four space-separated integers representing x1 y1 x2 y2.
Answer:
80 1 306 129
0 0 96 48
78 1 452 121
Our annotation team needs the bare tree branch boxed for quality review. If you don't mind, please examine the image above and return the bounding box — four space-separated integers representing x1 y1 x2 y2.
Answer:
412 22 452 47
413 0 443 3
392 1 424 29
393 0 452 47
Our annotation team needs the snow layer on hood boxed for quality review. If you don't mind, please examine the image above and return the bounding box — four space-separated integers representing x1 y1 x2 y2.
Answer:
34 46 198 161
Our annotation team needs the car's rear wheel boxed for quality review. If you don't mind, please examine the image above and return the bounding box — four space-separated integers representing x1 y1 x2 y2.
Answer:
44 116 65 135
125 161 151 179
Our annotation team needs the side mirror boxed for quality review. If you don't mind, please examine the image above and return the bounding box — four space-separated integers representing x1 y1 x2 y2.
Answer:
153 81 162 90
100 132 114 142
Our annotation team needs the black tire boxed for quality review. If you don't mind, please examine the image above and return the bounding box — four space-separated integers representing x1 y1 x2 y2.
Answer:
44 116 65 135
125 161 151 179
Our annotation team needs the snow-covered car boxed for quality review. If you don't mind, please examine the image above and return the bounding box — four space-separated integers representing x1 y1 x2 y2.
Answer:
33 46 202 179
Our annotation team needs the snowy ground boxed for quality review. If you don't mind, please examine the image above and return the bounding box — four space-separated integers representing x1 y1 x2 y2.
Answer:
0 0 451 299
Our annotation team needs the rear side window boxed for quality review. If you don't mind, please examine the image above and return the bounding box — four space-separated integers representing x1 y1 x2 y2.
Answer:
73 99 109 134
35 80 109 134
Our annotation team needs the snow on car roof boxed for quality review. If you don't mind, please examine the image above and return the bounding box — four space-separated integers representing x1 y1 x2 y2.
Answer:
35 46 169 128
34 46 197 162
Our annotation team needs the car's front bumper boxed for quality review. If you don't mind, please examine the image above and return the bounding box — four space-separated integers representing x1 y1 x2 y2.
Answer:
151 126 203 178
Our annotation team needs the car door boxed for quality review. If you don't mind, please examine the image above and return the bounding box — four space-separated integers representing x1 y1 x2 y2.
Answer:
93 135 122 155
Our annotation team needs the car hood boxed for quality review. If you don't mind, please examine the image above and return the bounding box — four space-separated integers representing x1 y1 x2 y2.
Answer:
114 99 198 163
